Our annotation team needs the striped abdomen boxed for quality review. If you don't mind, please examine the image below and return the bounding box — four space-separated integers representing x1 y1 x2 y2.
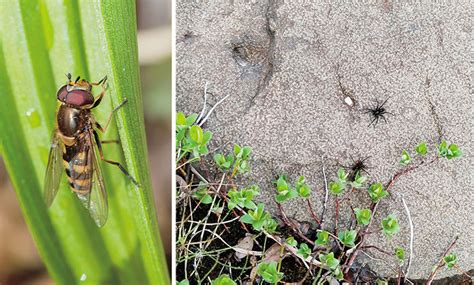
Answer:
62 143 92 194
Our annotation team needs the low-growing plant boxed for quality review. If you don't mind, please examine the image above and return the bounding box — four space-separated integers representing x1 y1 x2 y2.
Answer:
257 262 284 284
176 109 468 284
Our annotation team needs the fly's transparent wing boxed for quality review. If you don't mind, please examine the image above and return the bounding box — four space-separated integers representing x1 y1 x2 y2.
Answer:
44 130 63 207
82 132 108 227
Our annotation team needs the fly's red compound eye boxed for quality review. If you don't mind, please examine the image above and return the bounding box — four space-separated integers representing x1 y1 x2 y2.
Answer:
57 85 94 106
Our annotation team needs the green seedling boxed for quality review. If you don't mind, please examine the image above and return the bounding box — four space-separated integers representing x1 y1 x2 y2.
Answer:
286 236 298 247
297 243 311 259
444 252 457 269
367 182 388 203
381 215 400 238
192 182 213 204
351 171 367 189
212 275 236 285
319 252 340 270
315 230 330 246
257 262 283 284
400 150 411 165
338 230 357 248
415 142 427 155
274 175 298 203
354 208 372 226
395 247 405 264
295 176 312 198
438 140 462 159
227 185 259 210
240 203 277 232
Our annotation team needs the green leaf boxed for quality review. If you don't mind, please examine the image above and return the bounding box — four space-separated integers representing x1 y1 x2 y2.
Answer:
444 252 457 269
438 141 462 159
367 182 388 203
176 112 187 127
192 187 213 204
337 168 348 182
319 252 340 270
295 176 311 198
338 230 357 248
0 2 169 284
315 230 330 246
381 215 400 238
256 262 283 284
185 113 198 126
297 243 311 258
354 208 372 226
212 275 236 285
178 280 190 285
400 150 411 165
415 142 427 155
189 125 204 144
286 236 298 247
395 247 405 263
351 171 367 189
329 181 345 195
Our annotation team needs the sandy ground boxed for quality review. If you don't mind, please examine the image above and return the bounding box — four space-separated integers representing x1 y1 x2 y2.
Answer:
176 0 473 279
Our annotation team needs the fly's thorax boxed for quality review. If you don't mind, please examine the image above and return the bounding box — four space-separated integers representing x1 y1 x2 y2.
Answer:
57 105 91 137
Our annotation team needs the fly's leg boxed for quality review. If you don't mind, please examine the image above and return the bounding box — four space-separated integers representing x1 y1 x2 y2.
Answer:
93 130 140 187
95 99 128 133
90 75 108 108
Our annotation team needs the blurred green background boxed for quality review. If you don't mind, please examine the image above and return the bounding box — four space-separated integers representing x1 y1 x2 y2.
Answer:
0 0 171 284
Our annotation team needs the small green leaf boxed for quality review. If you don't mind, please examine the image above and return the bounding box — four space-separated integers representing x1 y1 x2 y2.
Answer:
315 230 330 246
381 215 400 238
415 142 427 155
337 168 348 182
319 252 340 270
189 125 204 144
395 247 405 263
333 266 344 280
185 113 198 126
212 275 236 285
178 280 190 285
297 243 311 259
367 182 388 203
257 262 283 284
176 112 187 126
338 230 357 248
286 236 298 247
351 171 367 189
400 150 411 165
444 252 457 269
329 181 345 195
192 187 213 204
354 208 372 226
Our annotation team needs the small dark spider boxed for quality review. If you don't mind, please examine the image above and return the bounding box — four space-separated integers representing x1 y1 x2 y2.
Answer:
344 155 371 181
364 98 393 127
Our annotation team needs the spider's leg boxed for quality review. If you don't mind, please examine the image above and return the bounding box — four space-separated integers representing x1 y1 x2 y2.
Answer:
380 97 389 107
381 115 388 123
368 117 377 127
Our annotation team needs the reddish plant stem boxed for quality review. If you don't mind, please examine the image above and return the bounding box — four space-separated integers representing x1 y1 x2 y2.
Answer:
426 236 459 285
306 199 321 225
334 197 340 234
277 203 315 246
360 245 392 256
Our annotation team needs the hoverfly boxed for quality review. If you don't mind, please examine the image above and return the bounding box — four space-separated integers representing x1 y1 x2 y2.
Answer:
44 74 139 227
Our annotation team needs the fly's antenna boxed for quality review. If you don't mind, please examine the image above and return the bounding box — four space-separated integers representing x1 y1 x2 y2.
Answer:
75 76 81 83
66 73 72 83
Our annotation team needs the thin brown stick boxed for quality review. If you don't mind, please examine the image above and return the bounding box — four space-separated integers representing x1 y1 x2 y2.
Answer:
426 236 459 285
277 203 315 246
306 199 321 225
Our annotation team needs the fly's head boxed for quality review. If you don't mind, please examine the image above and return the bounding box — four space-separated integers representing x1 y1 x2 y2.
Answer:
57 73 95 107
